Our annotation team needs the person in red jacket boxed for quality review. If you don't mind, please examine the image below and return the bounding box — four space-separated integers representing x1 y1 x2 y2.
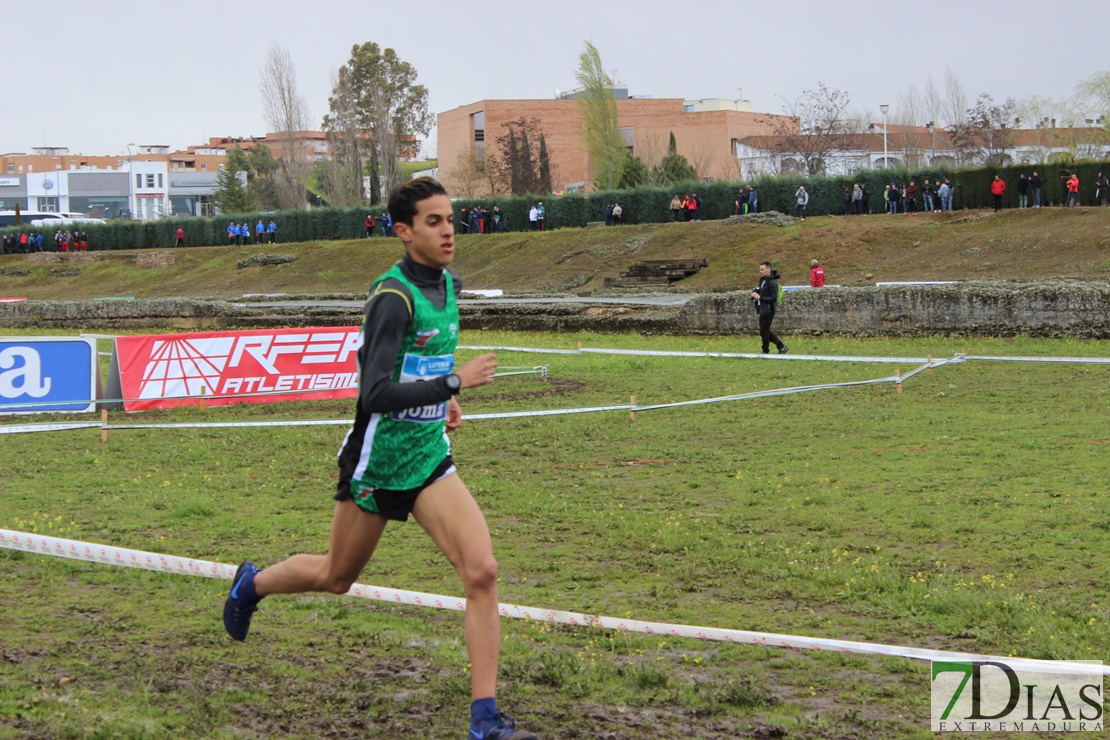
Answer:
1065 173 1080 208
175 227 184 247
990 176 1006 211
810 259 826 288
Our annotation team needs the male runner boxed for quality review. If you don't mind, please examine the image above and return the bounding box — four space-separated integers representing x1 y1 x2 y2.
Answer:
223 177 536 740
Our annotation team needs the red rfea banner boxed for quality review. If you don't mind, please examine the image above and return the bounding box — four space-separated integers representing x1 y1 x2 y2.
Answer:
114 327 361 411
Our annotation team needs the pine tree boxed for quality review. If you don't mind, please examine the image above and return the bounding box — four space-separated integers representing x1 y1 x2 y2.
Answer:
213 146 257 214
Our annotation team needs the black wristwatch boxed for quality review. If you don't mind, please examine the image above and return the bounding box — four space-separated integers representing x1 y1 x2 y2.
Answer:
444 373 462 395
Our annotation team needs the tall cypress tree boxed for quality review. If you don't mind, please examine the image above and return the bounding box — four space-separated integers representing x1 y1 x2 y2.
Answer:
538 134 553 194
519 126 535 194
367 144 381 205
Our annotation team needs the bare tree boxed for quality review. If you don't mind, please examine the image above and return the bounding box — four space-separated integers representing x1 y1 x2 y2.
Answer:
942 68 968 129
759 82 853 176
1051 96 1107 161
1015 95 1058 163
894 84 925 167
1075 69 1110 117
950 94 1018 166
259 42 312 209
686 138 718 181
446 148 483 198
923 76 944 128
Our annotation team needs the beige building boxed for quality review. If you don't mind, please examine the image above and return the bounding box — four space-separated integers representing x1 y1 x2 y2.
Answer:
438 97 793 194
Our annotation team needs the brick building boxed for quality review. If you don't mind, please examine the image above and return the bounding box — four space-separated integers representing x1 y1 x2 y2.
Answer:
437 97 795 194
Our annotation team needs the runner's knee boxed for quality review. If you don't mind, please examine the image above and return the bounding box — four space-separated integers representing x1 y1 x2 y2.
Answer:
463 555 498 592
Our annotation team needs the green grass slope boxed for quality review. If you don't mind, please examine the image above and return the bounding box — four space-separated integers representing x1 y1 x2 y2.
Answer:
1 208 1108 301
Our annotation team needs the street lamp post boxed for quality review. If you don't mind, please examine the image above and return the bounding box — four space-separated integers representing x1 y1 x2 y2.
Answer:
879 104 890 169
126 143 135 219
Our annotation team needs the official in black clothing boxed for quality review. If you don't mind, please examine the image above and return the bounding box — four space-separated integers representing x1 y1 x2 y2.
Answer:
750 261 788 354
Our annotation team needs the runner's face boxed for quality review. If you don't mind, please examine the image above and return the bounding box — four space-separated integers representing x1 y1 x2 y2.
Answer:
397 194 455 269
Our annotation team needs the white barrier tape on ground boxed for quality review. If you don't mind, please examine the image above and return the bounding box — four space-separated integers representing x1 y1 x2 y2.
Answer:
1 528 1103 677
0 364 927 434
466 405 634 420
462 345 1110 366
0 422 105 435
966 355 1110 365
581 348 934 364
634 378 895 412
460 345 582 355
108 420 351 431
0 365 552 414
0 528 239 581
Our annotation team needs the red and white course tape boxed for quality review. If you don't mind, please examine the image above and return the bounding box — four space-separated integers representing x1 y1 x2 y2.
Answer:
1 528 1103 676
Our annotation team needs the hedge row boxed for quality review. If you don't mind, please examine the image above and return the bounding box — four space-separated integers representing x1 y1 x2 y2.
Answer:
2 161 1108 251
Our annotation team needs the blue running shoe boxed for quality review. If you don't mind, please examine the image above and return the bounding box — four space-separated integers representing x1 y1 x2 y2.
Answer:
223 561 260 641
470 712 536 740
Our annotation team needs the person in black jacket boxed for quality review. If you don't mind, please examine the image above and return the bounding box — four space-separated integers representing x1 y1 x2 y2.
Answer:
749 261 788 354
1017 173 1029 209
1031 171 1043 208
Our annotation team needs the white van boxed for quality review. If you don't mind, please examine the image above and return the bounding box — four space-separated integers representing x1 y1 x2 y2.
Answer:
0 211 66 227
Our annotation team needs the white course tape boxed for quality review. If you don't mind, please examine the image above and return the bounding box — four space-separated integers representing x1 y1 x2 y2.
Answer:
1 528 1103 677
0 422 106 434
462 345 1110 366
0 364 932 435
460 345 582 355
581 348 933 364
966 355 1110 365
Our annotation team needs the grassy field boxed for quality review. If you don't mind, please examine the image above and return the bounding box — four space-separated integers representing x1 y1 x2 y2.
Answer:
1 330 1107 738
1 206 1108 301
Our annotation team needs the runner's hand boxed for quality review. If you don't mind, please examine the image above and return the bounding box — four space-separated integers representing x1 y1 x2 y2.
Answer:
456 353 497 389
446 397 462 432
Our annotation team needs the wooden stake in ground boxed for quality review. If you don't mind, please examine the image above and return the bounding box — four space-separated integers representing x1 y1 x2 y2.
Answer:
100 409 108 443
630 395 637 422
200 385 207 411
895 368 903 394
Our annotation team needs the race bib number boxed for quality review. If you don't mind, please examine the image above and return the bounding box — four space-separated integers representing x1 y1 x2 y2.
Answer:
392 353 453 423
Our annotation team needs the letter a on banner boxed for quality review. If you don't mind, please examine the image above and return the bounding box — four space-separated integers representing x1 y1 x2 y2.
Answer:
0 337 97 415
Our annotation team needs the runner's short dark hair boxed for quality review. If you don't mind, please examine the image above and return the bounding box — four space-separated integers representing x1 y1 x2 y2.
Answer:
389 177 449 226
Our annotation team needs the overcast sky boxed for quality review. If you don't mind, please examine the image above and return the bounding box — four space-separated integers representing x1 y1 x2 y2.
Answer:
3 0 1107 157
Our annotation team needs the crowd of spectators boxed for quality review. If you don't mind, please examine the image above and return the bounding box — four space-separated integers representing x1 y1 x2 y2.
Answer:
2 230 89 254
454 205 505 234
365 212 395 237
228 220 278 245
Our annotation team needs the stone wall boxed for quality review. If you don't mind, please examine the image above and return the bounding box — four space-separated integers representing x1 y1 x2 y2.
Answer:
677 281 1110 338
1 281 1107 337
